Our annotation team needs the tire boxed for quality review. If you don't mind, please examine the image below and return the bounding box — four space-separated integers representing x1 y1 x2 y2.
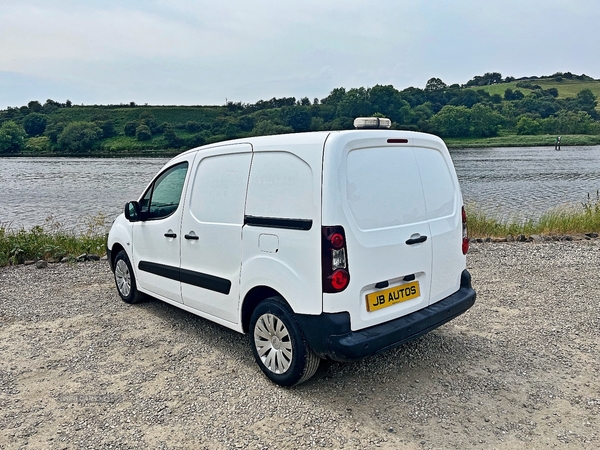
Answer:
113 250 144 304
249 296 320 387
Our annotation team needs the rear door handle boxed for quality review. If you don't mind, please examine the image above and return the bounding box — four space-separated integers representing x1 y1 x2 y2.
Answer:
184 234 199 240
405 235 428 245
164 232 177 238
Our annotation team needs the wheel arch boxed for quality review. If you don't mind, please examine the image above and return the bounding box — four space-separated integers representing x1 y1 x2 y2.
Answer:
241 286 285 333
109 242 126 271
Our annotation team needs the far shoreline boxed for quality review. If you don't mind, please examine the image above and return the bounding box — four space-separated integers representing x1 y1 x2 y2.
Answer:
2 134 600 158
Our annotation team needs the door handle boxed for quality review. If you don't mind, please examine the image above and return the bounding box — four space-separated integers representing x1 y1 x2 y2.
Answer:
164 232 177 238
405 235 427 245
184 234 199 240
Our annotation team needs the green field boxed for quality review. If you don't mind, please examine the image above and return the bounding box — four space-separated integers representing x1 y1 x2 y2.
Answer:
472 78 600 111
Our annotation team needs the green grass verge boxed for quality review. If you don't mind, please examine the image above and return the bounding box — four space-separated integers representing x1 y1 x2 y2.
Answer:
466 192 600 238
4 196 600 267
0 214 109 267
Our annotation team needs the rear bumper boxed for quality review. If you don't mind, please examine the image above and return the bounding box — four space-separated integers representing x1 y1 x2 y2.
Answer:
296 270 476 362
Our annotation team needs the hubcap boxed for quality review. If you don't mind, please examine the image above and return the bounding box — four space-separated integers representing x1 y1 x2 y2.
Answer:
254 313 293 374
115 259 131 297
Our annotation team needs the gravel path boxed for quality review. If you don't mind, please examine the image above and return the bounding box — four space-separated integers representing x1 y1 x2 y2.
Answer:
1 241 599 449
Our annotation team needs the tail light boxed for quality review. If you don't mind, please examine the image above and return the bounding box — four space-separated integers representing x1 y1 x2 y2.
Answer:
462 206 469 255
322 226 350 293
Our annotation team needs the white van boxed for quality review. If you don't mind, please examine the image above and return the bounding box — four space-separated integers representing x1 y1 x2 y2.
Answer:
107 118 476 386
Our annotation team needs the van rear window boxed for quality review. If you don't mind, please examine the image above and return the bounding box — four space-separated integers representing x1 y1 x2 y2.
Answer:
346 147 456 230
346 147 427 230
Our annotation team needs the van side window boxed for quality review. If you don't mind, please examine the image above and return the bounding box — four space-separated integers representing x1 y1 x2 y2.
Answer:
246 152 313 220
141 162 189 219
189 153 252 224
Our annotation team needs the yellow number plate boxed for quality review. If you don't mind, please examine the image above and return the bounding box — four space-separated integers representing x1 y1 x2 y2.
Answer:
366 281 420 312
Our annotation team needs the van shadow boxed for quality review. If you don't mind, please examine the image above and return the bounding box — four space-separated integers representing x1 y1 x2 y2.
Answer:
132 295 496 400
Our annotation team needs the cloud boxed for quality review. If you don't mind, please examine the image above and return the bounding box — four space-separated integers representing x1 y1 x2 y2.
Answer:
0 0 598 108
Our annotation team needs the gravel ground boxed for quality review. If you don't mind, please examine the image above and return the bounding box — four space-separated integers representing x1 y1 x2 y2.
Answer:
1 241 599 449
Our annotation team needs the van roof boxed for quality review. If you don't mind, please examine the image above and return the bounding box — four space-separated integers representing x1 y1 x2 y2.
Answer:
180 129 445 157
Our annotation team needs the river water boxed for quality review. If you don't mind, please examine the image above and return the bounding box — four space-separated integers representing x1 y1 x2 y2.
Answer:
2 145 600 231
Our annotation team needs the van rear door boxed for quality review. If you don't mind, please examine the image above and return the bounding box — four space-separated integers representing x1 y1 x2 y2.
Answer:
322 132 463 332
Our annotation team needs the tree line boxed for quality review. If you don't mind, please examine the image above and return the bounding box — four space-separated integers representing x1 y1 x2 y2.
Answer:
1 72 599 154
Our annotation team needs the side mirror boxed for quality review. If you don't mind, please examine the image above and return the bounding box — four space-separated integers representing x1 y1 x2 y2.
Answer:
124 201 141 222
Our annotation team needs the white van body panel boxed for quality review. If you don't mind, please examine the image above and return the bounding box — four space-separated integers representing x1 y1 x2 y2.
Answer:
240 135 326 315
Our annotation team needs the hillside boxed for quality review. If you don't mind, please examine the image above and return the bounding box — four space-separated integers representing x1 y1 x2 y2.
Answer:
0 71 599 155
472 75 600 110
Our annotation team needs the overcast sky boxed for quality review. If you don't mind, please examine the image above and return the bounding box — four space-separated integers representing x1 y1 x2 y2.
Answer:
1 0 599 108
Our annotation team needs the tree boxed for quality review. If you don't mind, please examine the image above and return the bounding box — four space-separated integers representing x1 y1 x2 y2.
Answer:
425 78 447 92
124 122 137 136
515 115 541 135
281 106 312 132
185 121 202 132
572 89 598 118
465 72 503 87
504 88 524 101
23 113 48 136
0 121 26 153
27 100 42 112
541 110 599 135
469 104 503 137
57 121 102 152
163 125 182 147
135 124 152 141
448 90 482 108
369 85 410 124
430 105 471 137
138 111 157 131
320 87 346 106
337 87 372 118
44 121 66 144
94 120 117 138
252 120 293 136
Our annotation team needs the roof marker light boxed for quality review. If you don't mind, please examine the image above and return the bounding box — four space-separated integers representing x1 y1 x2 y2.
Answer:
354 117 392 129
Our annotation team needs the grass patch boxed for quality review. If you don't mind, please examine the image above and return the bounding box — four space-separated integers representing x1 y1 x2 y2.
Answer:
0 214 109 267
466 191 600 238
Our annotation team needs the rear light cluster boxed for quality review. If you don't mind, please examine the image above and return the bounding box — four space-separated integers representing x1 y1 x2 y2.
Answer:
322 226 350 293
462 206 469 255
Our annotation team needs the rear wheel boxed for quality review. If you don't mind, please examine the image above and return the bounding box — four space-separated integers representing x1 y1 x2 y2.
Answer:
113 250 143 304
249 297 320 386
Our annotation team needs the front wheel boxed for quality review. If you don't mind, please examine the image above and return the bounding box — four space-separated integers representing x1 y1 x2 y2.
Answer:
113 250 143 304
249 297 320 386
